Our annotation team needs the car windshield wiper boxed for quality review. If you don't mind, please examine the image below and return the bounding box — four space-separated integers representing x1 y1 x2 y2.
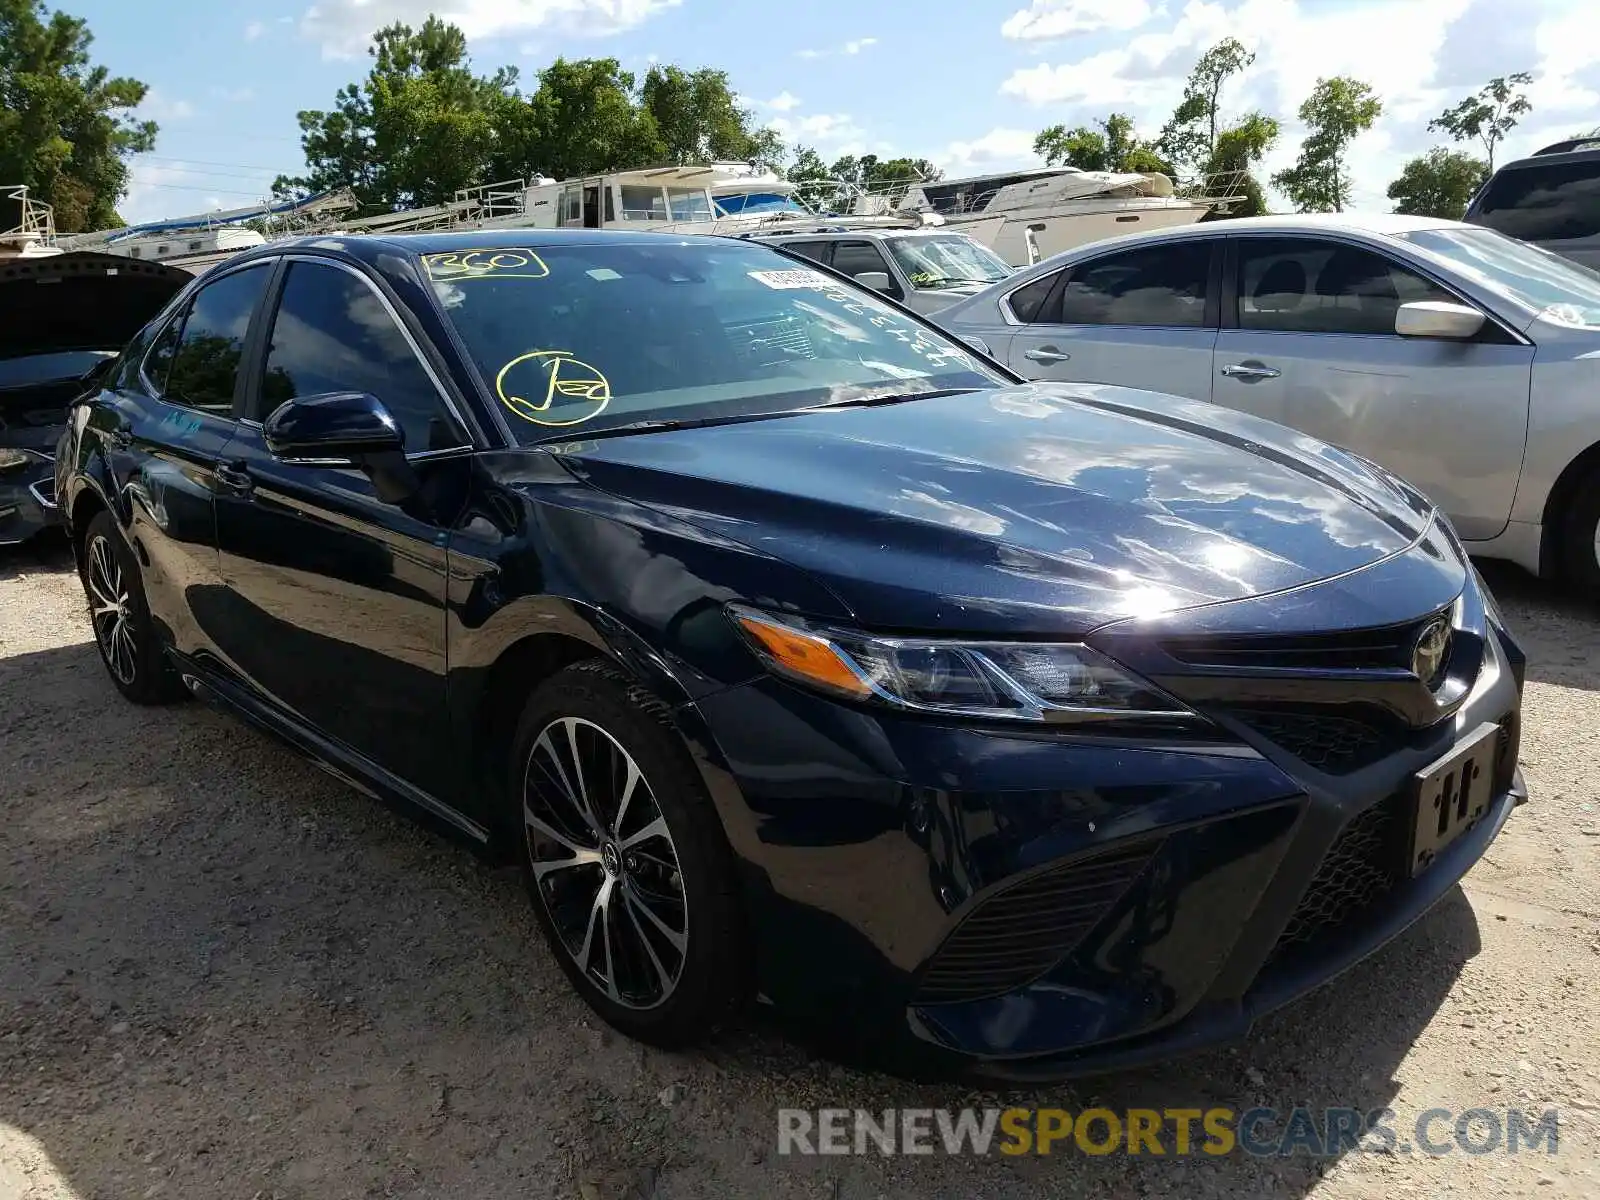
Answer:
801 387 980 412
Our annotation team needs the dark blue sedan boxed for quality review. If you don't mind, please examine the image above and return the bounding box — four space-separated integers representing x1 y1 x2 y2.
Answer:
54 230 1527 1078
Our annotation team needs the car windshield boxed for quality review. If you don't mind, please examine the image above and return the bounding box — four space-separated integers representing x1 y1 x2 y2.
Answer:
1400 225 1600 328
886 235 1014 289
423 240 1006 442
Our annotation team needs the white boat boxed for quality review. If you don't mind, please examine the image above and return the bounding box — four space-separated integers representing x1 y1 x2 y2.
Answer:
0 186 62 261
454 163 928 237
887 166 1245 266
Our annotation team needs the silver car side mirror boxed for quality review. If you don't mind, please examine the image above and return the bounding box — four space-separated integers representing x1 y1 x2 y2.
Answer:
854 271 895 294
1395 300 1486 340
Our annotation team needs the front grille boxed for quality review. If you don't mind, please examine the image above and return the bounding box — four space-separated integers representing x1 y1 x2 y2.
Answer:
914 841 1156 1005
1269 794 1405 964
1231 707 1395 774
1163 614 1446 673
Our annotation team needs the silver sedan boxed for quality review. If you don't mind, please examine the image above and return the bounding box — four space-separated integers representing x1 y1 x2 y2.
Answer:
938 213 1600 591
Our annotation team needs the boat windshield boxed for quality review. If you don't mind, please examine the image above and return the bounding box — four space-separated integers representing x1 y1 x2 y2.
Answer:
715 191 811 217
886 235 1014 288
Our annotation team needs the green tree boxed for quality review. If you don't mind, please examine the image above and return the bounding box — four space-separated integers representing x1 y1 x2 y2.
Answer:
1385 147 1488 218
1200 111 1279 218
1271 76 1382 212
0 0 157 231
498 57 663 181
274 17 511 212
1428 72 1532 171
1034 113 1170 174
1157 37 1255 174
638 65 779 168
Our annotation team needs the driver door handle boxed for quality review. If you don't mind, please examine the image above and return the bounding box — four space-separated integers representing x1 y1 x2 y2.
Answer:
1023 347 1071 365
1219 362 1281 380
215 460 254 495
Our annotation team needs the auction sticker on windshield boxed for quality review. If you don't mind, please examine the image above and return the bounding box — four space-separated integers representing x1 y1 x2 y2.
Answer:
748 269 832 290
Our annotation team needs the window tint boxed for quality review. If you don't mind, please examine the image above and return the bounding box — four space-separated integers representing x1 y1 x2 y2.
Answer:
829 241 902 298
1057 242 1211 327
142 316 182 391
782 241 833 264
260 262 464 453
164 264 271 413
1006 271 1061 323
1474 161 1600 242
1238 238 1455 336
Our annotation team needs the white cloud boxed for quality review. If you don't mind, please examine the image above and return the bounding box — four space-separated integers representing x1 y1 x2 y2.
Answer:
300 0 682 60
136 90 196 122
994 0 1600 210
796 36 877 59
1002 0 1160 41
934 128 1045 175
767 112 868 153
244 19 266 39
758 91 802 112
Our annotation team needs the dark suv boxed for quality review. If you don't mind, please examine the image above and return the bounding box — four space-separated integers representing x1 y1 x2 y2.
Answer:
1464 136 1600 270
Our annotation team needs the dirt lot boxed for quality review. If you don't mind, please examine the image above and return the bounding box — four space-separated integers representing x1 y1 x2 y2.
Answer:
2 541 1598 1200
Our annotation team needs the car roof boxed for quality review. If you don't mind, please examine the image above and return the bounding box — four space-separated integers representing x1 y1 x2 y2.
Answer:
228 227 759 267
752 227 948 242
1493 146 1600 171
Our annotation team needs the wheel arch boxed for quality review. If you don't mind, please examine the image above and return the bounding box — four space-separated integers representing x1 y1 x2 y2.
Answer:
1538 438 1600 577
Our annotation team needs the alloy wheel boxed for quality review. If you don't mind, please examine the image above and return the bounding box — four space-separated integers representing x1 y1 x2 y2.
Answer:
523 716 688 1009
86 534 137 686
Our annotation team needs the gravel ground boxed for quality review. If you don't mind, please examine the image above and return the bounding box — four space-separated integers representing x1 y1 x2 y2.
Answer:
2 540 1598 1200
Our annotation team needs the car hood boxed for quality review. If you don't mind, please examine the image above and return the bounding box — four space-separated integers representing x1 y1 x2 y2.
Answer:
557 382 1437 635
0 252 190 361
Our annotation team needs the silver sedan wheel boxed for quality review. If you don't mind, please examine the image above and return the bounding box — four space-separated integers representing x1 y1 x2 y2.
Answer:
86 534 137 686
523 716 688 1009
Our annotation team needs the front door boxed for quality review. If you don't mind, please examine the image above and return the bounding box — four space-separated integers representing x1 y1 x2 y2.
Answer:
1004 238 1220 399
211 257 474 799
1212 236 1535 540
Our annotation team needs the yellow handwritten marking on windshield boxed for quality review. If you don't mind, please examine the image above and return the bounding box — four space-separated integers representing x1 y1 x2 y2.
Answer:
422 248 550 282
495 350 611 426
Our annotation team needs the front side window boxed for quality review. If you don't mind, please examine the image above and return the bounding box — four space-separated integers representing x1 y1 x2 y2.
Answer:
886 235 1012 290
164 263 272 413
259 261 464 453
1005 270 1062 324
1472 161 1600 242
1237 238 1454 336
426 240 1005 444
1057 242 1211 327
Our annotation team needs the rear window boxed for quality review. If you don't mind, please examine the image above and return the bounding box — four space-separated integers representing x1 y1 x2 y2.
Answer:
1471 159 1600 242
423 241 1004 442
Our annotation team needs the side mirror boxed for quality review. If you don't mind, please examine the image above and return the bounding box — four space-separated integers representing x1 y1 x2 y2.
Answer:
854 271 894 293
1395 300 1485 340
263 391 404 460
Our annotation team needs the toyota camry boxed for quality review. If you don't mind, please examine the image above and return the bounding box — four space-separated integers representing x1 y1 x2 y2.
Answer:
55 230 1526 1079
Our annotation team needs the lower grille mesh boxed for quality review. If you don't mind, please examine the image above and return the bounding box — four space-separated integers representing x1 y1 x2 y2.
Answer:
1270 794 1405 963
914 842 1156 1005
1232 708 1393 774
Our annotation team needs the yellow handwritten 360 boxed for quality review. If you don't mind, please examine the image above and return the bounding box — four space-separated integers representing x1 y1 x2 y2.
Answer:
495 350 612 426
422 248 550 282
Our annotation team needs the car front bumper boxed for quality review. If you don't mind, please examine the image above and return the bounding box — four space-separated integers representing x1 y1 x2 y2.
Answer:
681 569 1526 1079
0 457 60 545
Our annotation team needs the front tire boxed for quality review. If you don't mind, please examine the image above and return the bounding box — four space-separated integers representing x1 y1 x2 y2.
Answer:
510 660 748 1047
1561 466 1600 598
78 511 186 705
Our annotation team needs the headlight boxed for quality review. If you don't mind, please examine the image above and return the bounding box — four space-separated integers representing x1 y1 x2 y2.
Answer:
0 447 36 474
728 605 1194 723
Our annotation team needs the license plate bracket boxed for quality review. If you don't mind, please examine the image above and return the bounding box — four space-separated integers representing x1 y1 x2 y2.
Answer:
1408 721 1499 877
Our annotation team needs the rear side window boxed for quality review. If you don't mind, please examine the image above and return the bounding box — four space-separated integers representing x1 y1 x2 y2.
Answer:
1005 271 1061 323
781 241 832 264
1057 242 1212 327
259 261 464 453
1473 160 1600 242
164 264 272 414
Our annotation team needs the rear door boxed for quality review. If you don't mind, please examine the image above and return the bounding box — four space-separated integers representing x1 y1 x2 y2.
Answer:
109 260 276 662
211 255 475 799
1211 235 1535 539
1003 238 1221 398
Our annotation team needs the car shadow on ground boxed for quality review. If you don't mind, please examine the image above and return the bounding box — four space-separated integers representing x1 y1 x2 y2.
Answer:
0 621 1488 1197
1477 560 1600 693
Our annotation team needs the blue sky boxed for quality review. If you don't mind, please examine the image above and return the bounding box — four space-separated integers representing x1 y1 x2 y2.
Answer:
66 0 1600 227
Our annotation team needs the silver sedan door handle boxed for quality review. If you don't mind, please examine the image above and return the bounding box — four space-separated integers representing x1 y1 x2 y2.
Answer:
1023 347 1071 365
1219 362 1281 380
